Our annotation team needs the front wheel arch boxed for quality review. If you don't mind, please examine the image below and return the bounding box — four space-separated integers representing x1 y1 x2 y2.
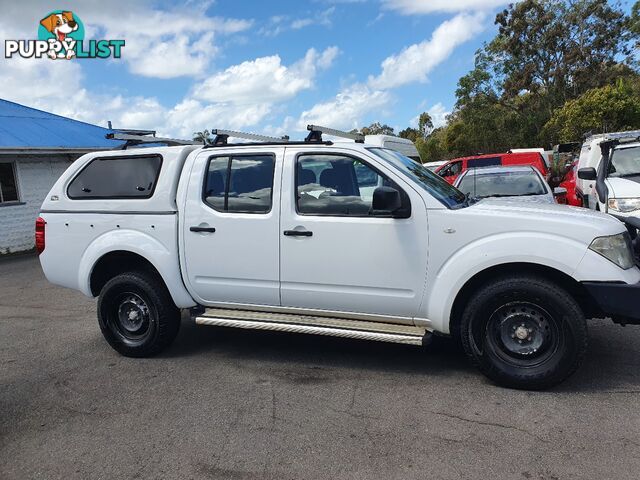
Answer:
449 263 597 338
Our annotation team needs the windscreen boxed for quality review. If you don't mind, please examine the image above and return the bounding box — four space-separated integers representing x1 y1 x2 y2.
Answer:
367 148 467 208
457 170 546 198
610 146 640 178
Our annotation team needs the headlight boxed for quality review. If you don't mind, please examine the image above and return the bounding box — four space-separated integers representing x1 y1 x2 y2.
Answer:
589 233 635 270
608 198 640 212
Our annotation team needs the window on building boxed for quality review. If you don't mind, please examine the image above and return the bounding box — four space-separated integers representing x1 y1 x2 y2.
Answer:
67 155 163 199
204 154 275 214
0 162 20 204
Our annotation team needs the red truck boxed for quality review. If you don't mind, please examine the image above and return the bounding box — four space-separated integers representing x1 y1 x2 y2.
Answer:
435 152 549 184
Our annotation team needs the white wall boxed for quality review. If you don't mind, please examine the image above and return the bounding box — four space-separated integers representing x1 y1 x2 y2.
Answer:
0 155 74 254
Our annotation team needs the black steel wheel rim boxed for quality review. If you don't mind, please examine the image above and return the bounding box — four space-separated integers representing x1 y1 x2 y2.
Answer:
110 292 154 344
484 302 561 367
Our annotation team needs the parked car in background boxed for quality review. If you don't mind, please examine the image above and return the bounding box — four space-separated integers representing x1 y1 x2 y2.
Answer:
424 160 448 171
509 148 551 170
435 152 550 184
453 166 566 204
577 131 640 218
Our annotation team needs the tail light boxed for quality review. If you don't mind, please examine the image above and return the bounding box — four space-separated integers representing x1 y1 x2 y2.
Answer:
35 217 46 254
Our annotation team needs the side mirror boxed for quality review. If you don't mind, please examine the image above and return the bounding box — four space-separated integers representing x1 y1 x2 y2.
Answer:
372 186 402 216
578 167 597 180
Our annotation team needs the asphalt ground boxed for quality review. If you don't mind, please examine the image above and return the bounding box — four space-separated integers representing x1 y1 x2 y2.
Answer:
1 255 640 479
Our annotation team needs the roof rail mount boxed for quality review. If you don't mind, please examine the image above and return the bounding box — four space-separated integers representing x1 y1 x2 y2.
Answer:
584 130 640 143
211 129 290 146
306 124 365 143
106 132 199 149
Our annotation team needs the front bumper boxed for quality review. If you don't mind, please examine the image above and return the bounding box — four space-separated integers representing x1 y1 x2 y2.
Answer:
582 281 640 325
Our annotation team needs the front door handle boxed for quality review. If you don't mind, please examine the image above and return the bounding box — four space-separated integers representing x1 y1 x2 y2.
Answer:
190 226 216 233
283 230 312 237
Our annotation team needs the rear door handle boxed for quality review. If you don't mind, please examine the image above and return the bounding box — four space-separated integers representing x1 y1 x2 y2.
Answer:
283 230 312 237
190 226 216 233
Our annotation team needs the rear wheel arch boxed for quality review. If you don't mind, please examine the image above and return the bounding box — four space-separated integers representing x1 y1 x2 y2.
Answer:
90 251 165 297
449 263 598 336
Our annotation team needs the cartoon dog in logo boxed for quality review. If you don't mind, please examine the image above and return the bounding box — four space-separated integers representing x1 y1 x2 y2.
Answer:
40 11 78 59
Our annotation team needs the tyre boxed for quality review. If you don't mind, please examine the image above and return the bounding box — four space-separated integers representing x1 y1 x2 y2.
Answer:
97 271 181 357
460 275 588 390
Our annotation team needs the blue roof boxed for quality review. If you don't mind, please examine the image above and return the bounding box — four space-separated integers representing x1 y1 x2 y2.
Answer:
0 98 125 149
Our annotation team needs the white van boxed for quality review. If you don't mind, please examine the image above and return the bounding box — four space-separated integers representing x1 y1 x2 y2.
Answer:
365 135 421 162
577 131 640 217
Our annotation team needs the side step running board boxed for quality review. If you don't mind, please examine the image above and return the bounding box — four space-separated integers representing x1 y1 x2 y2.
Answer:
195 308 429 346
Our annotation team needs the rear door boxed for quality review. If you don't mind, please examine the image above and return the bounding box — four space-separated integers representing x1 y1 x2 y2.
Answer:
279 147 429 320
181 147 283 306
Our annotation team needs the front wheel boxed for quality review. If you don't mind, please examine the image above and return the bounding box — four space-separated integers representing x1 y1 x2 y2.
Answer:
98 271 181 357
460 275 588 390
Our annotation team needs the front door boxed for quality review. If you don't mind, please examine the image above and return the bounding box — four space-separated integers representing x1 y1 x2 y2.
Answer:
279 148 429 319
182 148 283 306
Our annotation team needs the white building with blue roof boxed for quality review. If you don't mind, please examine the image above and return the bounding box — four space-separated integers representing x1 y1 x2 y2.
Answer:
0 99 126 254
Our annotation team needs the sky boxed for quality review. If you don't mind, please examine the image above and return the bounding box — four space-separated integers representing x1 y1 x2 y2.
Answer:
0 0 632 140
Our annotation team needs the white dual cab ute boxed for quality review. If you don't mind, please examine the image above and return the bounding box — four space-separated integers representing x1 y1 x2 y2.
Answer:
578 130 640 217
38 126 640 390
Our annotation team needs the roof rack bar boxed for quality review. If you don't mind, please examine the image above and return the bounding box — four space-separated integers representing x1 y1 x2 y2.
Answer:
584 130 640 142
113 128 157 136
106 132 199 149
203 140 333 149
211 129 290 146
306 125 365 143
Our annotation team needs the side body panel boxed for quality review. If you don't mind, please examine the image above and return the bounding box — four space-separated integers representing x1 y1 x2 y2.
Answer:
39 212 196 308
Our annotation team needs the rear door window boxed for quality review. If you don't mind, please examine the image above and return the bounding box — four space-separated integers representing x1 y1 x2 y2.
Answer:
68 155 162 199
204 154 275 214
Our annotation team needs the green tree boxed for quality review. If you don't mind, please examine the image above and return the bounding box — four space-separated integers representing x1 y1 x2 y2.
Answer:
492 0 631 107
398 127 420 142
356 122 395 136
416 127 448 162
447 0 636 154
542 80 640 142
398 112 435 144
193 129 213 145
417 112 433 137
630 1 640 38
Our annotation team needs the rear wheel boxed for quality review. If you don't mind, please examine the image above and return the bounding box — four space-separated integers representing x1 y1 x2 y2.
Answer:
460 275 587 390
98 271 181 357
